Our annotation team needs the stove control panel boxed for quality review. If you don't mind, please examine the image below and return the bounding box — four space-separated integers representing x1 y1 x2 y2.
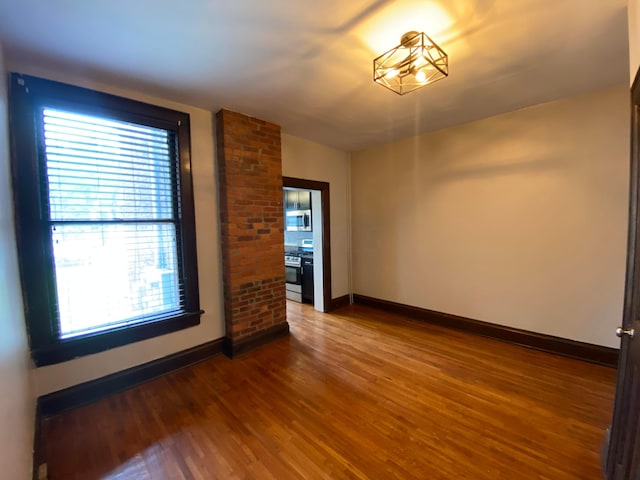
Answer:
285 255 301 267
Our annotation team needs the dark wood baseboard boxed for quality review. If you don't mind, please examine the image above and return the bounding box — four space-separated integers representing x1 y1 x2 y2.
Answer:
223 322 290 358
353 294 619 367
38 339 224 417
329 294 351 311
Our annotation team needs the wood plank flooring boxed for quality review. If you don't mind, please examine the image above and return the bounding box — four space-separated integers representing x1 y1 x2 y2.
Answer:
43 302 616 479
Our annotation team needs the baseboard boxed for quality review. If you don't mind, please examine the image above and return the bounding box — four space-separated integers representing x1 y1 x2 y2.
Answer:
38 339 224 417
223 322 290 358
329 294 351 311
353 294 619 367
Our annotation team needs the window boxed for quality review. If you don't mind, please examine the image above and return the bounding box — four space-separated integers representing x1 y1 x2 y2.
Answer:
10 74 202 366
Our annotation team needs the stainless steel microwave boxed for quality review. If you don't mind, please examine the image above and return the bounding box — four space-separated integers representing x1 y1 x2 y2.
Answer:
286 209 312 231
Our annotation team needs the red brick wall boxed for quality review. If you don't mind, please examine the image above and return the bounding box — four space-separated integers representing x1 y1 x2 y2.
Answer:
215 109 287 350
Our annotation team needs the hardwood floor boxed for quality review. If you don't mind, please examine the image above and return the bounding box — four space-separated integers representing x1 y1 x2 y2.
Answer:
43 302 616 479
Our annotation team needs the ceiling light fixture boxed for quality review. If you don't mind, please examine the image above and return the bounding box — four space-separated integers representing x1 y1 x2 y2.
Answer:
373 31 448 95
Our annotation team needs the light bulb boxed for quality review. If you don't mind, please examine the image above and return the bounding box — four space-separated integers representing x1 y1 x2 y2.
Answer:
385 68 399 79
415 69 427 83
413 55 427 68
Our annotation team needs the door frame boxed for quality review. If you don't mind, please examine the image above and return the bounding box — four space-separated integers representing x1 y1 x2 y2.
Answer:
283 176 332 313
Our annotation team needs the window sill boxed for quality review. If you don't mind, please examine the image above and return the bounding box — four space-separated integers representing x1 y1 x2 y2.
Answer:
32 310 204 367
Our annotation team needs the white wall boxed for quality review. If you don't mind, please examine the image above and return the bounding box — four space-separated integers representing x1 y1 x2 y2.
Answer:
630 0 640 84
8 62 225 395
0 40 35 479
284 229 313 247
281 134 351 299
351 86 629 348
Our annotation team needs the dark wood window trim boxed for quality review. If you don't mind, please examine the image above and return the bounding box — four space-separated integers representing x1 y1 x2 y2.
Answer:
9 73 202 366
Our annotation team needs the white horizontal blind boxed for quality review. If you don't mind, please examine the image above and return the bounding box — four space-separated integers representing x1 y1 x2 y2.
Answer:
42 108 183 339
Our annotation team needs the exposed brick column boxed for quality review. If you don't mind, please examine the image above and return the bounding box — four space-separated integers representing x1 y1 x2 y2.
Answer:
215 109 288 357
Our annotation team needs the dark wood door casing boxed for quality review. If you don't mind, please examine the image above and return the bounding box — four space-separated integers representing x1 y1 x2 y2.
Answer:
283 177 332 312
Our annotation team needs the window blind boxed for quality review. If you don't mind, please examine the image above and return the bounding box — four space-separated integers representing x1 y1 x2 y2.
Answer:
42 108 184 339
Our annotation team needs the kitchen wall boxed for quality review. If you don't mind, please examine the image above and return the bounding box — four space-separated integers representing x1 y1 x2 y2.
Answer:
0 39 35 479
351 85 629 348
9 62 225 395
285 229 313 247
281 134 351 299
631 0 640 83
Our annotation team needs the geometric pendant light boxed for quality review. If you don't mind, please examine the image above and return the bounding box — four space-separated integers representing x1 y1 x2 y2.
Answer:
373 31 448 95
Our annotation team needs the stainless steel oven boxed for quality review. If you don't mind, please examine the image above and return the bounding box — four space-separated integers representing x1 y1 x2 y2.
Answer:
285 255 302 302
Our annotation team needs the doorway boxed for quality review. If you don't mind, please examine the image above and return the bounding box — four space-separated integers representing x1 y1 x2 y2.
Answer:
283 177 332 313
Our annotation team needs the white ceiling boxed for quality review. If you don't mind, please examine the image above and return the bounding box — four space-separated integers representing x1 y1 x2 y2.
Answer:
0 0 630 152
